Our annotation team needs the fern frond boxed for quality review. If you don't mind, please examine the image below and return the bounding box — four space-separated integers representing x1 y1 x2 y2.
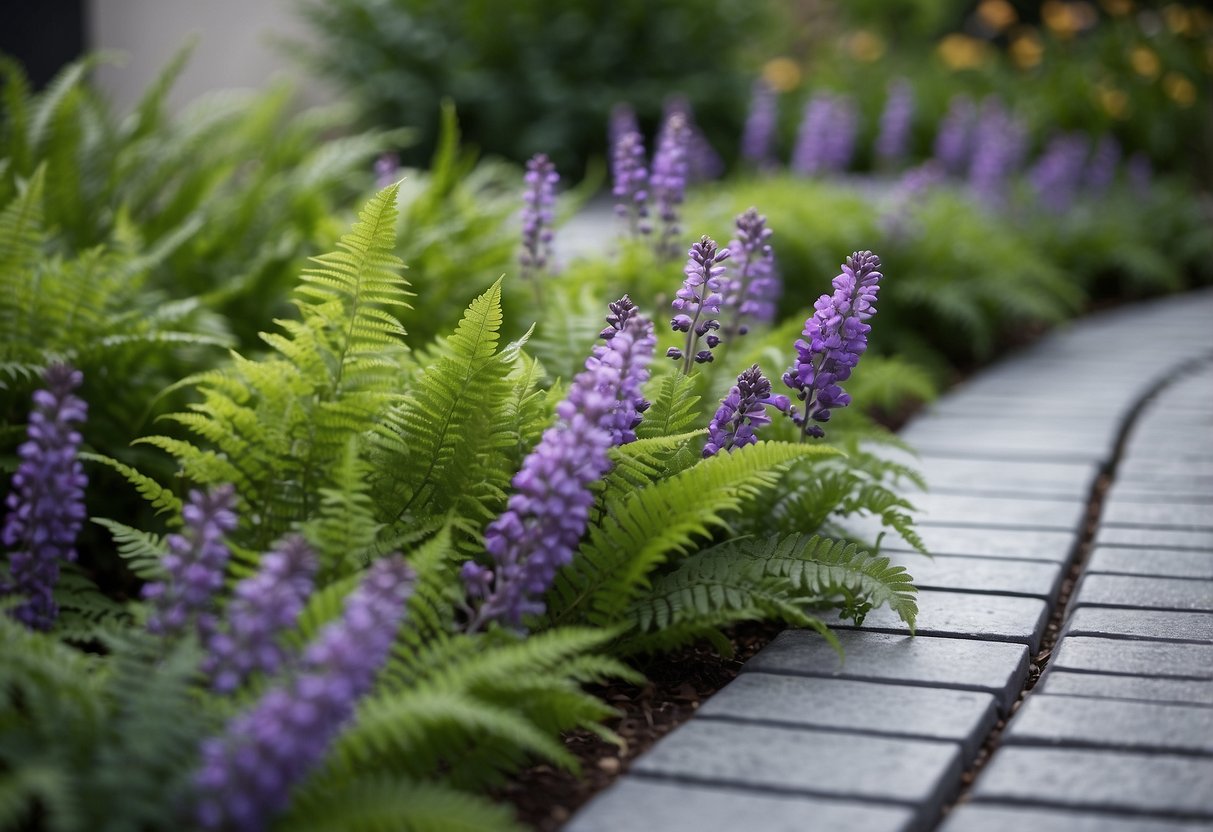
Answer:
91 517 170 579
549 441 839 628
287 776 524 832
636 372 703 439
79 452 183 517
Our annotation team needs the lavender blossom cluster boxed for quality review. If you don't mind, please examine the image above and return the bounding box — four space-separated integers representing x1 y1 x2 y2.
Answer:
1 364 88 631
463 297 656 629
876 80 915 167
967 98 1027 204
792 92 857 177
651 113 691 258
612 131 650 236
933 94 976 175
722 208 780 337
668 236 730 371
1030 133 1091 214
195 556 414 832
741 80 778 169
783 251 884 438
519 153 559 282
704 365 789 457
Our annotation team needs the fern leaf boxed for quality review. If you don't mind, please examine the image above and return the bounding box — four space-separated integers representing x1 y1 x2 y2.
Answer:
79 452 182 517
287 777 524 832
636 372 702 439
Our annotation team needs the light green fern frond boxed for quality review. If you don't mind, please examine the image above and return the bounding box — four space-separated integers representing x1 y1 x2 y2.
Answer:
286 776 524 832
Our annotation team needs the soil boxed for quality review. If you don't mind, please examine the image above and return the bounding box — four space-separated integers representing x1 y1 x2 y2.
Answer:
496 620 786 830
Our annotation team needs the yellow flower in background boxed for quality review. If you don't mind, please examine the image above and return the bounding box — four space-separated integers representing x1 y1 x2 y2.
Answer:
977 0 1018 31
1163 72 1197 107
1207 43 1213 71
1163 4 1192 35
1130 45 1161 78
937 34 991 70
1096 84 1130 118
1042 1 1098 37
762 57 802 93
1010 29 1044 69
847 30 886 63
1099 0 1133 15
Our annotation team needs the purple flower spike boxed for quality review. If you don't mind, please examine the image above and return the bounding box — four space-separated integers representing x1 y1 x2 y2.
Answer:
609 103 640 162
741 79 779 169
723 208 780 339
703 365 790 458
519 153 559 283
668 236 730 373
663 95 723 183
142 485 237 638
968 98 1028 204
783 251 883 439
1029 132 1090 214
194 556 414 832
651 113 690 259
1 364 88 631
612 131 651 237
793 93 856 176
1085 134 1121 195
876 79 915 167
465 299 656 630
933 94 976 176
202 535 318 694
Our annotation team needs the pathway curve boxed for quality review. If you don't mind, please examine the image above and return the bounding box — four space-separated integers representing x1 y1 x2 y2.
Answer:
567 289 1213 832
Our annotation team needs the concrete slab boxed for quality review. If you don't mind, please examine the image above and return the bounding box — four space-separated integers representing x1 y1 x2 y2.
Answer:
744 630 1029 714
699 673 997 758
565 777 917 832
1087 547 1213 580
1004 693 1213 755
1073 574 1213 613
1064 608 1213 643
939 804 1211 832
1101 501 1213 531
1094 527 1213 551
1050 636 1213 678
1041 671 1213 707
891 554 1064 600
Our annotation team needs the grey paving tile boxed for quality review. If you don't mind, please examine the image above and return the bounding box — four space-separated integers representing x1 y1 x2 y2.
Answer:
1094 527 1213 551
631 720 964 811
1106 485 1213 503
908 494 1085 531
847 522 1077 563
1064 607 1213 643
1041 671 1213 707
902 439 1105 464
566 778 917 832
699 673 997 758
831 589 1050 652
972 746 1213 818
1050 635 1213 678
892 554 1063 599
744 630 1029 714
1073 574 1213 612
1087 547 1213 580
1004 693 1213 755
1102 501 1213 531
1118 459 1213 480
939 804 1211 832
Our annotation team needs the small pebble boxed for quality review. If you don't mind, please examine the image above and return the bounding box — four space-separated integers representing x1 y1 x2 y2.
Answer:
550 806 570 823
597 757 621 774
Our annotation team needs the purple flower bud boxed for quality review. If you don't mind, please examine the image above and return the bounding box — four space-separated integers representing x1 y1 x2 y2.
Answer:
703 365 790 457
783 252 883 438
608 103 640 164
373 152 399 190
651 113 690 259
519 153 559 282
464 299 656 629
933 94 976 176
194 556 414 832
669 236 730 373
1085 134 1121 195
876 79 915 167
1030 132 1091 214
612 131 651 237
663 95 723 183
722 208 780 339
741 80 779 169
143 485 237 638
1 364 88 630
202 535 317 694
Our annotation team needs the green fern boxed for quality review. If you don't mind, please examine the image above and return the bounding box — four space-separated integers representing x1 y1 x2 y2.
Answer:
286 777 525 832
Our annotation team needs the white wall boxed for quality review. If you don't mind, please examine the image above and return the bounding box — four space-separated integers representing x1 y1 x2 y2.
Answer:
87 0 336 113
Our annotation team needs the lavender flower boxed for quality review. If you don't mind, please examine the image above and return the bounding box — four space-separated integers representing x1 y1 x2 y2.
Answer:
783 251 883 439
142 485 237 638
651 113 690 259
663 95 723 182
668 236 730 372
1085 134 1121 195
373 152 399 189
519 153 559 283
879 162 945 241
202 535 318 694
464 300 656 629
792 93 856 176
933 94 976 176
968 98 1027 204
1 364 88 631
1029 133 1090 213
609 103 640 163
722 208 779 338
612 131 651 237
741 79 779 169
703 365 790 457
876 79 915 167
194 556 414 832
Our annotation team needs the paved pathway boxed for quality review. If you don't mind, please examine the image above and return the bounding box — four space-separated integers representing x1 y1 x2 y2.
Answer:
567 289 1213 831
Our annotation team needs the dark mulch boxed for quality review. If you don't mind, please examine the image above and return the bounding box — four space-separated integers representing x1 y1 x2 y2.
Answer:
496 620 786 830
